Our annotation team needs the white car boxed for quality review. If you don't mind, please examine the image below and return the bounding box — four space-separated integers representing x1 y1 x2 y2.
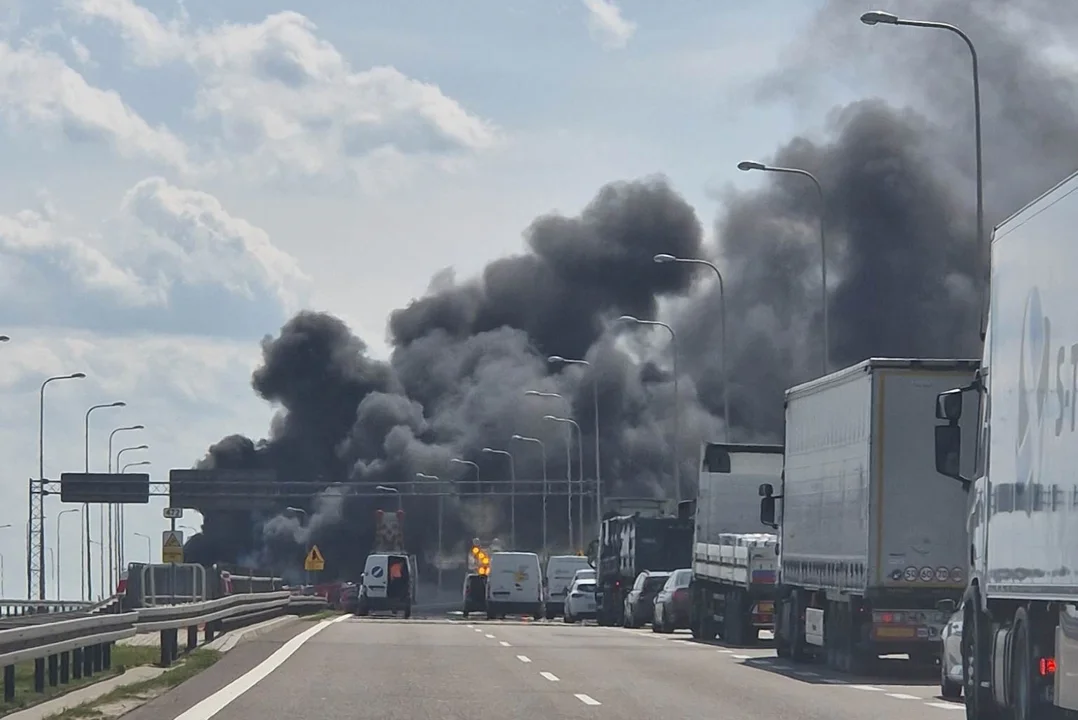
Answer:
563 577 597 623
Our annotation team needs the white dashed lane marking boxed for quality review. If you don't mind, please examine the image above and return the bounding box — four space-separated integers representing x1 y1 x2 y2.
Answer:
575 693 602 706
540 671 560 682
485 633 496 639
887 693 921 700
499 641 511 647
516 655 531 663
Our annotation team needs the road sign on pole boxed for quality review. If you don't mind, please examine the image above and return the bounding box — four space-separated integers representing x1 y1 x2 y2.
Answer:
163 507 183 519
304 545 324 572
162 530 184 564
60 473 151 504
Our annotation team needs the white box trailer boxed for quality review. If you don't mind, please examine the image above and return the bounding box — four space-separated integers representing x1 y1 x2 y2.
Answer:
932 170 1078 718
759 358 978 672
690 443 782 645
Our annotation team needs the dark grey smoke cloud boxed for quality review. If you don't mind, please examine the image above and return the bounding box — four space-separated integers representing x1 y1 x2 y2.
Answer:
185 0 1077 576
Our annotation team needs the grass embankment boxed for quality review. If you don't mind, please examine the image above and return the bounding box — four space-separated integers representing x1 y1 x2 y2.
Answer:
0 645 159 716
43 649 220 720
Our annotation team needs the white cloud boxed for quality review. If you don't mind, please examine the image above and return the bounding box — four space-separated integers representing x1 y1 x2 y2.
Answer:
0 39 189 169
580 0 636 50
67 1 502 185
0 177 310 337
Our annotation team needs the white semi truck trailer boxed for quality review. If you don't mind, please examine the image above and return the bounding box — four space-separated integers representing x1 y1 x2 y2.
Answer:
759 358 978 673
933 170 1078 719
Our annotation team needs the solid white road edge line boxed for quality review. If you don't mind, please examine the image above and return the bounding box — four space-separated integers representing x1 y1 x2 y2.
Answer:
172 614 349 720
575 693 601 706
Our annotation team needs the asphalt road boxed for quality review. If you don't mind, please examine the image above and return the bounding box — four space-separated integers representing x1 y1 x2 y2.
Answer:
136 614 965 719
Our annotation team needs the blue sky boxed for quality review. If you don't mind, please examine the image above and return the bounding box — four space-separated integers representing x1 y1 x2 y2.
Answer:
0 0 898 599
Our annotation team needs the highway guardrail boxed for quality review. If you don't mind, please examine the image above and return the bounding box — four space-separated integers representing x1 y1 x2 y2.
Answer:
0 591 329 705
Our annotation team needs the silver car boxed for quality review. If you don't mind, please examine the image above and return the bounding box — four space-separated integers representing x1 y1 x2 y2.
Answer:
939 602 963 699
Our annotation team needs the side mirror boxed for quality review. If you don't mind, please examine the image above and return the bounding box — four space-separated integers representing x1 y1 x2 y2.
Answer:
934 424 963 479
936 389 963 421
760 496 777 529
936 598 957 614
759 483 774 498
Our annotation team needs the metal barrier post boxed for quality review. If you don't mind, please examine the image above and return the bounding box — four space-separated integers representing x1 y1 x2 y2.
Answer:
3 665 14 702
187 626 198 650
33 658 45 692
60 652 70 683
71 648 83 679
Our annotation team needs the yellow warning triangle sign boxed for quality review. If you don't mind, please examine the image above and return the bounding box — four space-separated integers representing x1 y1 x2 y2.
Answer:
306 545 324 564
163 532 182 548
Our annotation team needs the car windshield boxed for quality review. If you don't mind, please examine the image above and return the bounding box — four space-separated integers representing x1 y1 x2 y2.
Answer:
576 582 596 593
673 569 692 587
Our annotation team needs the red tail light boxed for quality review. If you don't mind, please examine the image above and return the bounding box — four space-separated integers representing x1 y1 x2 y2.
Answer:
1040 657 1057 676
673 588 688 601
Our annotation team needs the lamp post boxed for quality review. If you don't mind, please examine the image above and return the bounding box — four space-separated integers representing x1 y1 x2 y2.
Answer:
511 435 547 556
546 356 602 541
286 507 310 584
860 9 985 338
480 448 516 547
737 160 830 375
113 443 148 592
37 371 86 599
526 390 577 547
416 473 444 594
543 414 584 549
449 458 479 496
375 485 402 511
133 533 151 564
85 401 126 604
654 254 730 441
57 508 79 600
108 424 144 590
618 315 681 505
122 461 150 473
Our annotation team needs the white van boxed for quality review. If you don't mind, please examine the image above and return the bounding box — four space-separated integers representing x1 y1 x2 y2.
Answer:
486 551 542 620
543 555 593 619
357 553 415 618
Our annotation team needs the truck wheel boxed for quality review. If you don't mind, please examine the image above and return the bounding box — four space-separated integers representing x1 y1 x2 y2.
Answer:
725 591 745 646
1011 607 1041 720
963 602 996 719
462 610 470 619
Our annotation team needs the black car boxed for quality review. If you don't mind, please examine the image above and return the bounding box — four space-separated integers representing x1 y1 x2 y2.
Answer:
462 573 487 618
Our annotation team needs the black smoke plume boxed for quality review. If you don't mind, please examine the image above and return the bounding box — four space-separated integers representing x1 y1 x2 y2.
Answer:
184 0 1078 578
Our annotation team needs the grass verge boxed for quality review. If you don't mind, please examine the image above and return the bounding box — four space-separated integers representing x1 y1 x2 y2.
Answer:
0 645 159 716
43 649 221 720
300 609 344 622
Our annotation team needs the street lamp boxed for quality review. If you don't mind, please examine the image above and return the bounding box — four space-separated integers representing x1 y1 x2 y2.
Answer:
547 356 602 532
85 400 126 603
286 507 311 584
113 443 148 593
36 371 86 599
133 532 151 564
526 390 578 547
449 458 479 495
654 254 730 441
511 435 548 556
0 335 9 342
417 473 445 593
860 10 985 338
481 448 517 547
737 160 830 375
122 461 150 473
375 485 402 511
543 415 584 549
57 508 80 600
618 315 682 505
108 424 144 587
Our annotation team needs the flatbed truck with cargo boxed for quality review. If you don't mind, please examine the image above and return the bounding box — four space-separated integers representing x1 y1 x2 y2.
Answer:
690 443 783 645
